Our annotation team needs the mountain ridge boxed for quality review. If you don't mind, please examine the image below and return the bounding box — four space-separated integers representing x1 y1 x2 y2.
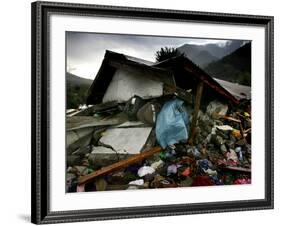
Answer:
177 40 245 68
204 42 251 86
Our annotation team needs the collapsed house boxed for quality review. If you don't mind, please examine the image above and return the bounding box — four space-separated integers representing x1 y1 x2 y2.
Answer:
66 50 252 192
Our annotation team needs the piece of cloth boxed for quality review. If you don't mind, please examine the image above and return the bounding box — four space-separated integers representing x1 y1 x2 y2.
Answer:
181 167 191 177
137 166 155 177
156 98 189 148
167 164 178 176
129 179 144 186
76 184 85 192
192 176 215 186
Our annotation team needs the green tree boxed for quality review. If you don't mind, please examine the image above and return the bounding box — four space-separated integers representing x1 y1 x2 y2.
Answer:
155 47 181 62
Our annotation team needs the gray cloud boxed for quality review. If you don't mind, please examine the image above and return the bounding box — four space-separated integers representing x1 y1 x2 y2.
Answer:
66 32 233 79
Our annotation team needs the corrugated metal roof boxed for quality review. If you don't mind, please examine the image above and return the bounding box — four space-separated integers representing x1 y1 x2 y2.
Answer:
214 78 251 100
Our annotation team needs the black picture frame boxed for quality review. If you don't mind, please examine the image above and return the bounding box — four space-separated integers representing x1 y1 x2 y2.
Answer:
31 1 274 224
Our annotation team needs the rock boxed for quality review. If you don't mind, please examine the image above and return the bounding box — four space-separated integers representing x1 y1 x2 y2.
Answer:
220 144 228 154
71 145 91 156
206 100 228 118
67 155 82 166
88 146 128 169
186 147 201 158
144 173 156 182
107 171 127 185
66 128 94 155
225 140 235 149
213 135 225 147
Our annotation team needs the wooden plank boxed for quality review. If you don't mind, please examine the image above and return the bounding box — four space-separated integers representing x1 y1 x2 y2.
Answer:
223 166 251 173
188 82 204 145
78 146 162 185
218 115 241 123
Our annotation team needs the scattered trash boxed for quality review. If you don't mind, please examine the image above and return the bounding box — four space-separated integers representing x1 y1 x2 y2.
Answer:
129 179 144 186
216 125 234 131
181 167 191 177
159 148 176 160
192 176 215 186
206 100 228 118
76 184 85 192
232 129 242 139
186 147 201 158
226 149 239 162
203 168 217 176
66 51 251 192
137 166 156 177
150 160 164 170
235 147 243 161
234 178 251 184
167 164 178 176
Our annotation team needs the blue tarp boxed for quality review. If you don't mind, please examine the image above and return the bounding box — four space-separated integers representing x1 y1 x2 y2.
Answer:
156 98 189 148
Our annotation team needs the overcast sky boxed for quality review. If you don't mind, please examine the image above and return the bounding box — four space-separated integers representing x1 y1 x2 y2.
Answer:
66 32 232 79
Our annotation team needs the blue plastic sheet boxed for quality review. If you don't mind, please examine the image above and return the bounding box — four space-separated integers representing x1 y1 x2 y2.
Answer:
156 98 189 148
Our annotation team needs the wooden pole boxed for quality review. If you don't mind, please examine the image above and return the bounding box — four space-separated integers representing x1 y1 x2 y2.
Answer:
188 82 204 145
78 146 162 185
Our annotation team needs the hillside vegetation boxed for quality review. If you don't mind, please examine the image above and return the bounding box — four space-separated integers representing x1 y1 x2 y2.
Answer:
204 42 251 86
66 72 92 109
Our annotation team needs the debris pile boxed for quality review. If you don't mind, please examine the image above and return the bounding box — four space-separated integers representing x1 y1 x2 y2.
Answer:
66 96 251 192
66 50 251 192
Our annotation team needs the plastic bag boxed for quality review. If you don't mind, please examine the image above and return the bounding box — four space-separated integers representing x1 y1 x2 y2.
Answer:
156 98 189 148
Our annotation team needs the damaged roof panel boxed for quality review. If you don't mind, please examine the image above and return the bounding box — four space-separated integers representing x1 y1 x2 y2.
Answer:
214 78 251 100
102 67 164 103
155 56 242 104
87 50 246 105
86 50 175 105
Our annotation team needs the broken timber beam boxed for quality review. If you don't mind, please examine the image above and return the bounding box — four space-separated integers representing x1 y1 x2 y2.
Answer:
78 146 162 185
188 82 204 145
223 166 251 173
215 114 241 123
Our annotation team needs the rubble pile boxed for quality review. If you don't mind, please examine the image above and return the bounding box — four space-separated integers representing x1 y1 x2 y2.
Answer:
66 95 251 192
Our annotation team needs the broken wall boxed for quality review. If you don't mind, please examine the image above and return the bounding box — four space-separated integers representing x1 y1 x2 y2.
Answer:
102 68 164 103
